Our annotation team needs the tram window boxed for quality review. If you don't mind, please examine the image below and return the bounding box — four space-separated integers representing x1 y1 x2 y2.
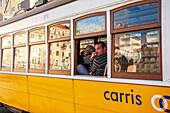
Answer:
74 12 107 76
113 2 158 29
1 35 12 71
2 49 11 69
114 29 160 73
76 36 107 76
111 0 161 80
76 15 105 35
49 41 71 71
14 47 26 70
30 45 46 69
48 21 71 75
13 32 26 72
29 27 46 73
14 32 26 45
2 35 11 47
48 22 70 40
29 27 45 43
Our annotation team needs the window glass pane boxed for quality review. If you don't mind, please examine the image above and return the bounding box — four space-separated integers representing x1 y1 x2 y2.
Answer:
80 39 94 53
98 36 107 44
76 15 105 35
49 23 70 40
114 29 160 73
1 0 3 7
14 32 26 45
2 36 11 47
50 41 71 70
2 49 11 68
114 3 158 29
30 44 46 69
29 28 45 42
14 47 26 68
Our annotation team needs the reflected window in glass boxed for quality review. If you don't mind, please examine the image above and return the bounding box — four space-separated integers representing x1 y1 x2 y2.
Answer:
30 45 46 69
49 41 71 70
29 28 45 42
2 49 11 68
14 33 26 45
14 47 26 68
2 36 11 47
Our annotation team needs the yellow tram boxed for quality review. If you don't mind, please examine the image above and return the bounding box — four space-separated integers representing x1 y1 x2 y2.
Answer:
0 0 169 113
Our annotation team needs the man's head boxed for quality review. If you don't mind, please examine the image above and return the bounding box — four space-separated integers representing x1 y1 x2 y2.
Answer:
84 45 94 56
94 41 107 56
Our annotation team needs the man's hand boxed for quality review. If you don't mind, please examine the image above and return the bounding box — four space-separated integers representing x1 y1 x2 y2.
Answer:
90 52 97 60
89 72 95 76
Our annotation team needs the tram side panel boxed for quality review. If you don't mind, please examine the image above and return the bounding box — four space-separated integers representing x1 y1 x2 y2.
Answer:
28 76 75 113
0 73 29 111
74 80 170 113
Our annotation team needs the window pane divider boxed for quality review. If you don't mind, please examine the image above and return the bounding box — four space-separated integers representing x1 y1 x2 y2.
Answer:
107 10 111 78
26 30 29 73
1 46 11 49
0 36 1 70
13 44 26 48
111 23 160 34
71 19 74 76
28 41 45 45
11 34 14 72
48 37 70 43
45 25 48 74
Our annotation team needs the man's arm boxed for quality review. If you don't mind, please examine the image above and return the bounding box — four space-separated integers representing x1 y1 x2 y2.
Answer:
90 58 100 75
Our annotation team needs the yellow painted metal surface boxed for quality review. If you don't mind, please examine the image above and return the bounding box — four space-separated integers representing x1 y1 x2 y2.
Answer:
76 104 117 113
0 74 28 91
74 80 170 113
29 94 75 113
0 73 29 111
0 73 169 113
28 76 75 113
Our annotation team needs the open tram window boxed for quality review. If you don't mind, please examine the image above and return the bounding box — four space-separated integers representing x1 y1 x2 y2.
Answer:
111 0 162 80
74 12 107 76
1 35 12 71
48 21 71 75
28 27 46 73
13 32 26 72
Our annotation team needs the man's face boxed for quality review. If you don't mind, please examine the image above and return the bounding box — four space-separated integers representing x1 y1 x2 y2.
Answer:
95 44 106 56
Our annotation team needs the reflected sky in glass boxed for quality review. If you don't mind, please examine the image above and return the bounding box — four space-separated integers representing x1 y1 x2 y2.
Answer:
114 3 158 29
76 15 105 35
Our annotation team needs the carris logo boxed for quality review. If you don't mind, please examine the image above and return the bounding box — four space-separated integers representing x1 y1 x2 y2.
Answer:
151 95 170 113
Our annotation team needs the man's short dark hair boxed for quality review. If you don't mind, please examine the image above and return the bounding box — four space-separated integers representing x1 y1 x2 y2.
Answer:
95 41 107 48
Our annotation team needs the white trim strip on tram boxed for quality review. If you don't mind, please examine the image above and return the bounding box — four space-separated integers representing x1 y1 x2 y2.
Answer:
0 71 169 87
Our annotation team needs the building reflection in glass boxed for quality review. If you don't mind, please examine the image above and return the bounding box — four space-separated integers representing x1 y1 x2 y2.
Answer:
14 33 26 45
30 45 46 69
49 23 70 40
14 47 26 68
29 28 45 42
49 41 71 70
2 36 11 47
114 29 160 73
2 49 11 68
